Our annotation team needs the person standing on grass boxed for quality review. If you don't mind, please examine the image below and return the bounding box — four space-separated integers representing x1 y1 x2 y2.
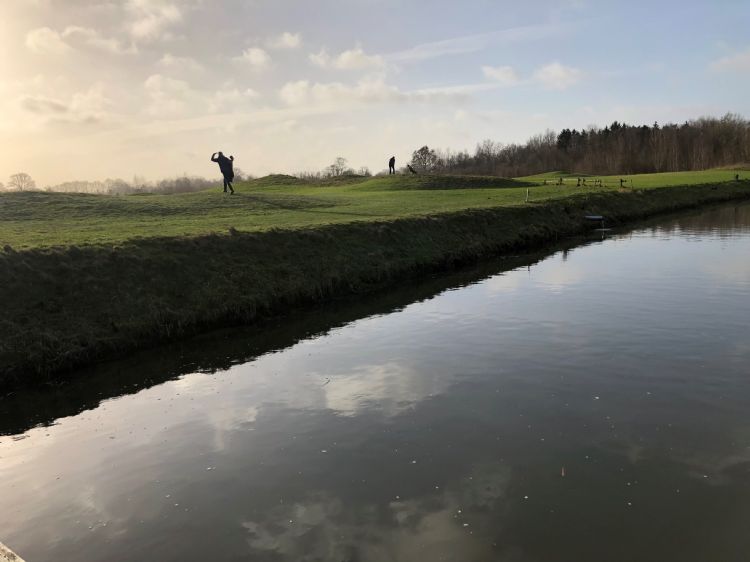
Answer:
388 156 396 175
211 151 235 194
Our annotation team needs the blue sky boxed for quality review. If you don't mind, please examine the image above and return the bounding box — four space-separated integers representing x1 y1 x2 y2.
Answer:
1 0 748 185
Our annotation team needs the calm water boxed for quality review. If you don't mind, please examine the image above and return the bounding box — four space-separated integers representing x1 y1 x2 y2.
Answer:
2 202 750 562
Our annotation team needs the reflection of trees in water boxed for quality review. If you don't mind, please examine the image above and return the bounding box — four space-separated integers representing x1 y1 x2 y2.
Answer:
642 202 750 236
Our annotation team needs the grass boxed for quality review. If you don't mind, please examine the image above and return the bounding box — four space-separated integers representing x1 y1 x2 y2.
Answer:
0 169 744 250
1 168 748 386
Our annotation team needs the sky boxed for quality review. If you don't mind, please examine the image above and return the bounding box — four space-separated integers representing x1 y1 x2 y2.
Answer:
1 0 749 186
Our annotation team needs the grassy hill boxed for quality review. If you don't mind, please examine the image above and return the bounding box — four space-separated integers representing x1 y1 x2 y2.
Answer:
0 169 745 250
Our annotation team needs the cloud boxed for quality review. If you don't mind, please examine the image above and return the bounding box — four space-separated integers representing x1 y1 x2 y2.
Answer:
268 32 301 50
309 49 331 68
143 73 193 116
19 84 111 123
26 27 72 55
710 48 750 72
126 0 184 41
310 47 385 70
279 80 311 106
235 47 271 69
26 26 136 55
280 76 480 107
534 62 582 90
388 23 568 63
159 53 204 73
208 88 260 113
21 95 69 114
142 73 259 116
62 26 136 54
481 65 520 86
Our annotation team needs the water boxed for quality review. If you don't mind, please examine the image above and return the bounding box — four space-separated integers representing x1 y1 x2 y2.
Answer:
2 202 750 562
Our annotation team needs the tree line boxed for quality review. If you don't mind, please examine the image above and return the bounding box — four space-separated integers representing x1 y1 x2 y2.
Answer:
1 174 224 195
408 113 750 177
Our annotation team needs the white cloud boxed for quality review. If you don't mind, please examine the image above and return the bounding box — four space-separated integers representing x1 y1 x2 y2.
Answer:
68 83 112 122
21 95 69 115
26 27 71 55
280 80 311 106
235 47 271 69
534 62 582 90
334 47 385 70
126 0 184 41
280 76 478 107
268 32 301 50
19 84 111 123
62 26 136 54
26 26 135 55
309 49 331 68
481 65 520 86
159 53 204 73
209 88 260 113
388 23 567 63
143 73 193 116
710 48 750 72
310 47 385 70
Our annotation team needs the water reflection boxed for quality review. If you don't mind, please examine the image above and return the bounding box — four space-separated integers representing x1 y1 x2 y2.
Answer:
2 201 750 562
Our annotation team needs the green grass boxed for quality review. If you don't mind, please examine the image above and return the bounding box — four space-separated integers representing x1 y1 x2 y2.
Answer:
518 169 743 186
1 169 745 250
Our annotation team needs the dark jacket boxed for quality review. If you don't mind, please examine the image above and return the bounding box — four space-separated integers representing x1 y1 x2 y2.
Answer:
212 154 234 178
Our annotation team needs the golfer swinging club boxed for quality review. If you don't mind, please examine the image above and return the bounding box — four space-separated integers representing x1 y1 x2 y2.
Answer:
211 151 235 194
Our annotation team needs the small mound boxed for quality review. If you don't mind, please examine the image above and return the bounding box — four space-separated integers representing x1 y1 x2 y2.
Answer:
357 175 531 191
249 174 309 187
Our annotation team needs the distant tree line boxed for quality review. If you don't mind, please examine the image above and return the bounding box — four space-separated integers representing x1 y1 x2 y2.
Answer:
1 174 222 194
409 113 750 177
297 157 372 181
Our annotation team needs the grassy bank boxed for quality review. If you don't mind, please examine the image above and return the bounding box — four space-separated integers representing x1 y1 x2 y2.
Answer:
0 169 744 250
1 171 749 385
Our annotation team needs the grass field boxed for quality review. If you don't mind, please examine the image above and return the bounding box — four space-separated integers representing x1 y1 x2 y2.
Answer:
0 169 745 249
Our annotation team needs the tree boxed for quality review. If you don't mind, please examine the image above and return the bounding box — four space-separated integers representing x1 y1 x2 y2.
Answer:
233 167 249 181
410 145 439 173
8 173 36 191
326 156 349 177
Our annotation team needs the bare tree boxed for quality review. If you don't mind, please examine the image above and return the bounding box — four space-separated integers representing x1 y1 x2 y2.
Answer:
233 167 249 182
410 146 439 173
326 157 349 177
8 173 36 191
